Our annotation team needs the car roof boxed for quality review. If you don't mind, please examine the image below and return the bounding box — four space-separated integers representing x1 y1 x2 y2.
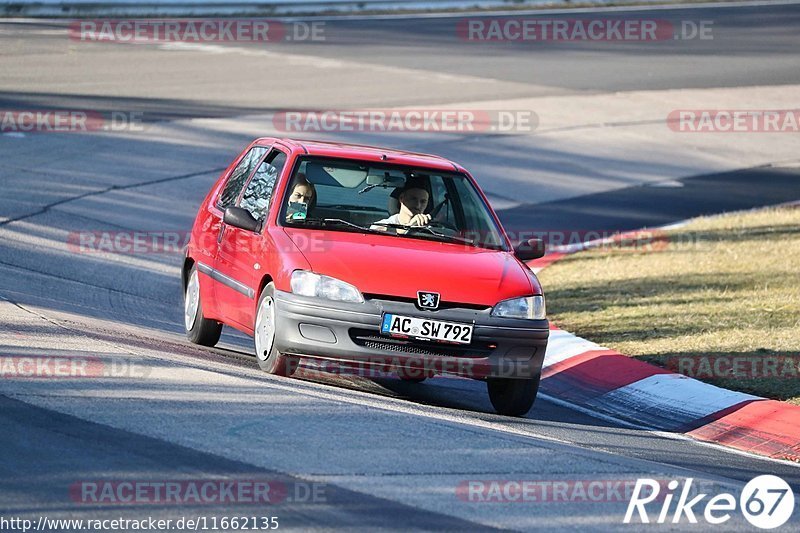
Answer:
255 137 464 173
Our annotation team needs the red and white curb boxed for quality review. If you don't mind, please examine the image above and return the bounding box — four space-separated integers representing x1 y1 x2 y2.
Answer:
529 216 800 463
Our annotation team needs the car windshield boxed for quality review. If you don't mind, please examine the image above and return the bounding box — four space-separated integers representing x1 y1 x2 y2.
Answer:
279 157 508 251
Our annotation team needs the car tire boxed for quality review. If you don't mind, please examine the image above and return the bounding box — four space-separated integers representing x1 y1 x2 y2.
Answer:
254 282 296 376
487 375 540 416
184 265 223 347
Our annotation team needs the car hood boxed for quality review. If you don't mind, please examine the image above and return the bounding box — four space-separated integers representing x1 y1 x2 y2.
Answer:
283 228 537 307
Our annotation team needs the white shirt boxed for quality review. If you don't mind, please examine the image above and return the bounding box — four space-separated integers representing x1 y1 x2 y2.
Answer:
370 213 402 230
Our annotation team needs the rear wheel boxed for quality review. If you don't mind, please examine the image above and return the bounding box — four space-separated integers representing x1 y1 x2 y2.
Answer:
254 282 296 376
184 266 222 346
487 375 540 416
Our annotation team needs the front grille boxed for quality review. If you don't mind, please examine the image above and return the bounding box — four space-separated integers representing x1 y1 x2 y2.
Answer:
363 293 490 312
349 329 492 358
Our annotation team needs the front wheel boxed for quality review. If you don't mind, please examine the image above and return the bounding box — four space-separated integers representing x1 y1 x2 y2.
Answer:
254 283 296 376
184 266 222 346
487 375 540 416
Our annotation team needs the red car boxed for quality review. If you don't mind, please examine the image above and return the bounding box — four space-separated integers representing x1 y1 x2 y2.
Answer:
183 138 548 415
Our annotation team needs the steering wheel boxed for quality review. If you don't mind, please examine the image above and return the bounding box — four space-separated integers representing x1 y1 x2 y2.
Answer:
422 194 458 231
426 220 459 233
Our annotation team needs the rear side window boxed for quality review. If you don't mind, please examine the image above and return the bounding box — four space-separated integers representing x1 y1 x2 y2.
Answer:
217 146 268 209
238 150 287 220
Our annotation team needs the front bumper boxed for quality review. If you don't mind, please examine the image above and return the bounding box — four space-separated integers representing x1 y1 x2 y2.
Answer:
273 290 548 380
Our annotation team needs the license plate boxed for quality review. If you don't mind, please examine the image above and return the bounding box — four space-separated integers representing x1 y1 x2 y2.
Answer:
380 314 473 345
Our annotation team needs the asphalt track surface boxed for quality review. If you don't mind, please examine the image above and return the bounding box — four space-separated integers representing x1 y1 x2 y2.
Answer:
1 2 800 531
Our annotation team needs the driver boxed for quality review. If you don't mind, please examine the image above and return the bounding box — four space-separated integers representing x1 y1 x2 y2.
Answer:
371 183 431 231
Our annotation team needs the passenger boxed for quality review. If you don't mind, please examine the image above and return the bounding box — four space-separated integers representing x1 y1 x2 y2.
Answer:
286 173 316 221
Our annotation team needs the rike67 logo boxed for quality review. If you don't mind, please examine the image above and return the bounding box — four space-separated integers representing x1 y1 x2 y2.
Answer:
624 476 795 529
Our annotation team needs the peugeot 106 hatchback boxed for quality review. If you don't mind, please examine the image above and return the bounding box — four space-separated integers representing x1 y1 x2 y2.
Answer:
183 138 548 416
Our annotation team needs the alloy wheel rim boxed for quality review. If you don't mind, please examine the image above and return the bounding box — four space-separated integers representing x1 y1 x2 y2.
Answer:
255 296 276 361
184 270 200 331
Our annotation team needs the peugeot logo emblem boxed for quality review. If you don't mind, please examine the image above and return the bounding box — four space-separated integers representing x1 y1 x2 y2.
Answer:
417 291 440 310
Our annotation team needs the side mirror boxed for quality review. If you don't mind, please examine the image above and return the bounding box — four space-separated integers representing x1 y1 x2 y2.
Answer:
224 206 261 233
514 238 546 261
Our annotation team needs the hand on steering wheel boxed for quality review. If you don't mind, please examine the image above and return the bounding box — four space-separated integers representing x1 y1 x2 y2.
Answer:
408 213 431 227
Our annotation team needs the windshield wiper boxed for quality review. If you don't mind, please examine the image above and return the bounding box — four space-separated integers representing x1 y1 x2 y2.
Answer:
323 204 385 212
285 216 322 226
321 219 477 247
407 225 475 246
322 218 386 234
369 222 475 246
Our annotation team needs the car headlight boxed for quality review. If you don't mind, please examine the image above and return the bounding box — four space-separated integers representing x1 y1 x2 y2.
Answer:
290 271 364 303
491 295 546 320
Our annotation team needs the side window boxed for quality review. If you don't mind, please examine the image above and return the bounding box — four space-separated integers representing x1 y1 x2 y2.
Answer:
238 150 287 220
217 146 268 209
429 176 455 225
